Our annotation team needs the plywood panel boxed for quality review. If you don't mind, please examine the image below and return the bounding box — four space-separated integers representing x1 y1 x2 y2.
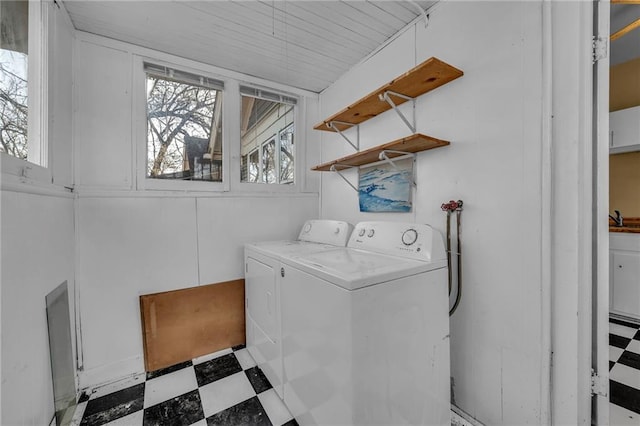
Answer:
610 56 640 111
140 280 245 372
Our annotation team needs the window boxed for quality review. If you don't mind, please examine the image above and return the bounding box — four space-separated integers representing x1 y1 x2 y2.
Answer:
145 63 223 182
0 0 44 165
240 87 296 184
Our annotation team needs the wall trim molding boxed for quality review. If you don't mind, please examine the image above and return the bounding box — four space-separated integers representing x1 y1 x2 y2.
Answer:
74 189 319 200
1 177 74 199
77 355 145 392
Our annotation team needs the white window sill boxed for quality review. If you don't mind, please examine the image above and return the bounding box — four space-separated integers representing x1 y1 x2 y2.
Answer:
74 187 317 199
1 153 52 183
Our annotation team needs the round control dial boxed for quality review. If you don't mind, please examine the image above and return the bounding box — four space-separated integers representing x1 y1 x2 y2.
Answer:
402 229 418 246
358 228 366 237
303 223 312 233
367 229 375 238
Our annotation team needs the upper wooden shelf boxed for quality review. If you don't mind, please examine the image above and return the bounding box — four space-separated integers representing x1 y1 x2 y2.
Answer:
314 57 463 132
311 133 449 171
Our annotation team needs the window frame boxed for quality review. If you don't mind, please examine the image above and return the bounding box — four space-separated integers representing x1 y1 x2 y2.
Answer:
134 56 229 192
236 84 299 192
134 59 306 194
0 0 50 183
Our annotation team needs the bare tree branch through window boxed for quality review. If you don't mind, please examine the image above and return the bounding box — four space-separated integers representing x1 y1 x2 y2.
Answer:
146 74 222 181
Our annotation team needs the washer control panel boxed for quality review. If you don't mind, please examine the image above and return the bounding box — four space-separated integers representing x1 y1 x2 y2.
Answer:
348 221 445 262
298 220 353 246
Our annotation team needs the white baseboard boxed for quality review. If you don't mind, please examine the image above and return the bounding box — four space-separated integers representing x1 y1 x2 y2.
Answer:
78 355 145 392
610 312 640 326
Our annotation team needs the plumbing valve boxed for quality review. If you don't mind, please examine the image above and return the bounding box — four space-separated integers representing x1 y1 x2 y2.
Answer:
441 200 463 213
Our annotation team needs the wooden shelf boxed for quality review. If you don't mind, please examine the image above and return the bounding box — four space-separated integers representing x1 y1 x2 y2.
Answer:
311 133 449 171
311 57 462 177
314 57 463 132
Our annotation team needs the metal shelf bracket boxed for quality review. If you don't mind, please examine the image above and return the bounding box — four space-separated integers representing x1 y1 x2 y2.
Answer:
329 164 358 192
327 121 359 151
378 90 416 134
378 150 417 186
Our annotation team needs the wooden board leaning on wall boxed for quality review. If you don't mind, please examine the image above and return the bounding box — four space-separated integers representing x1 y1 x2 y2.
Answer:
140 279 245 372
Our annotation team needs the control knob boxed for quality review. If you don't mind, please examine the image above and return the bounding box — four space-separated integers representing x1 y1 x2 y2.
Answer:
402 229 418 246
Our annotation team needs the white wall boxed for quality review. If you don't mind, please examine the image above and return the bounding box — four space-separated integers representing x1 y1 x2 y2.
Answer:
318 2 546 424
73 34 320 389
0 2 76 424
1 191 75 425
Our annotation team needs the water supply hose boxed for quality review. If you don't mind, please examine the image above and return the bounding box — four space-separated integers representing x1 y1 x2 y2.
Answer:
450 202 463 315
441 200 463 316
445 210 452 294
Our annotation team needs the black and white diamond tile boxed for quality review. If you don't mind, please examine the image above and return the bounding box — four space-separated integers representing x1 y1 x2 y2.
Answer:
73 346 297 426
609 317 640 425
79 383 145 426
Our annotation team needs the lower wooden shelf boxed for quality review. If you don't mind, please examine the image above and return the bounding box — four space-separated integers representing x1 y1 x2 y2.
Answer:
311 133 449 171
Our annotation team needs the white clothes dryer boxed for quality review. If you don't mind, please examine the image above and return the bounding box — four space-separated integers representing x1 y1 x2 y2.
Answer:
280 221 450 426
244 220 353 399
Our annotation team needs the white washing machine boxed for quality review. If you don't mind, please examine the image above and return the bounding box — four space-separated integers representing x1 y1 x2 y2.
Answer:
280 221 450 426
244 220 353 399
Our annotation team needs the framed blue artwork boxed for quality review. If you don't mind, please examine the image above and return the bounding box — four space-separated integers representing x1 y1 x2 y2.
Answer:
358 157 413 212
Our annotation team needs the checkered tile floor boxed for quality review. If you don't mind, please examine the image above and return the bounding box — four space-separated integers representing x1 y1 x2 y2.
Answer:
72 343 475 426
70 318 640 425
609 317 640 424
72 345 297 426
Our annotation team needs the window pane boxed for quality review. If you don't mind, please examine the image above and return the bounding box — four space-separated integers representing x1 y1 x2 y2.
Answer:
280 125 294 184
146 72 222 182
241 154 248 181
248 150 259 183
0 0 29 160
262 139 276 184
240 91 295 184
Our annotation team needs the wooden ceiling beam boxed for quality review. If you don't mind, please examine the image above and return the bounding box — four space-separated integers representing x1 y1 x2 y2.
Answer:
612 0 640 4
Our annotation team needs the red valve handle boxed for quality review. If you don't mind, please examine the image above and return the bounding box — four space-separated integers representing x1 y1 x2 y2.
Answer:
441 200 463 212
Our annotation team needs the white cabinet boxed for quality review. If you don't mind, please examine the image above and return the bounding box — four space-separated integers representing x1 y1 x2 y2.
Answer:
610 233 640 320
610 106 640 153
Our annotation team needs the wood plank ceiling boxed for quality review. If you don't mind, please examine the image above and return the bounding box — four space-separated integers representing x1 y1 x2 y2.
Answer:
62 0 436 93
